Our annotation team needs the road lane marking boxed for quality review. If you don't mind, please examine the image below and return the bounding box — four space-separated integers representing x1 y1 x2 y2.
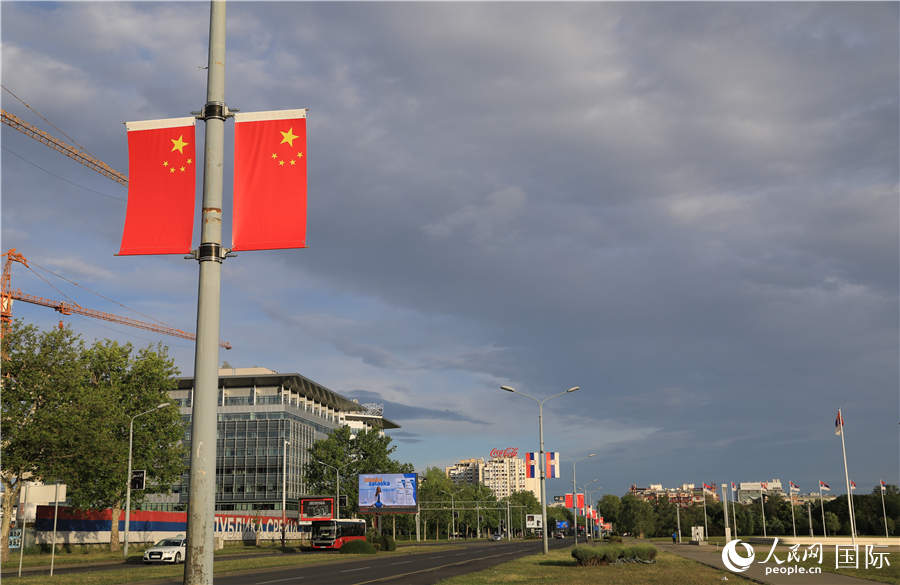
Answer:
258 577 304 584
352 550 529 585
390 560 412 565
340 566 372 573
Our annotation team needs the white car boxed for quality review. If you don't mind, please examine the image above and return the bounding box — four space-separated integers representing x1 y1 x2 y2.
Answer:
143 536 186 564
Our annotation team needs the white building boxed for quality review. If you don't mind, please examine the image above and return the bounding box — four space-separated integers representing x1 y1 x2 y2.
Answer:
445 456 541 503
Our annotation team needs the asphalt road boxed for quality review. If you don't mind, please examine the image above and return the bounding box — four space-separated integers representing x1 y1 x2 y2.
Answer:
3 538 574 584
207 539 572 585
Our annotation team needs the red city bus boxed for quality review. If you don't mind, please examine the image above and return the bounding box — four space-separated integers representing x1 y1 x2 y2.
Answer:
310 519 366 549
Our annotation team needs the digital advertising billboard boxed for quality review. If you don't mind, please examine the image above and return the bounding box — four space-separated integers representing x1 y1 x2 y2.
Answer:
358 473 418 513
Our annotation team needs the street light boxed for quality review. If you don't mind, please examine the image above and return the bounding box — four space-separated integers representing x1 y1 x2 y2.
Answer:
580 479 601 540
123 402 169 559
500 384 579 554
572 454 596 545
281 440 291 549
316 460 354 520
440 489 455 540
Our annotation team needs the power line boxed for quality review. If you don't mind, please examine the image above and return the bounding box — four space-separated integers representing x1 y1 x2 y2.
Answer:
2 145 125 202
2 84 97 159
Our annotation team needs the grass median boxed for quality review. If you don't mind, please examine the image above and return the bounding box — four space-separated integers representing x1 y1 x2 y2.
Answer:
435 546 756 585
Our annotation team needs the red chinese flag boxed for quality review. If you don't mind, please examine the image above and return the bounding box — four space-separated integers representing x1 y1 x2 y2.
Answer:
119 118 196 255
232 109 308 251
576 494 585 510
565 493 574 508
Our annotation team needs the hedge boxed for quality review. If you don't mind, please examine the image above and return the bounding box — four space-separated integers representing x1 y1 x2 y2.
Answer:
571 543 657 566
339 540 377 554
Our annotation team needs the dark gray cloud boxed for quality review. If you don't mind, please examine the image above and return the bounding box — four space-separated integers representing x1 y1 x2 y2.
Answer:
2 2 896 494
347 390 488 426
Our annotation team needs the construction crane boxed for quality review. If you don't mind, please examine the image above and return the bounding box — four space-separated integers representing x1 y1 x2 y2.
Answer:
1 249 231 350
1 108 128 185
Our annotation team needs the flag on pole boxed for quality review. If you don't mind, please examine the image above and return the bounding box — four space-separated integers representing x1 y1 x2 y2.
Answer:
882 480 888 493
731 482 737 491
119 117 197 255
232 109 308 251
525 452 536 479
850 480 856 491
565 493 574 508
546 452 560 478
703 483 714 491
576 493 585 510
835 410 844 435
789 481 800 492
761 481 768 491
819 481 831 491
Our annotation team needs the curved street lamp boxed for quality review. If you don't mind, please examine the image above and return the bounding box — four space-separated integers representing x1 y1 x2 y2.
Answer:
316 459 355 520
124 402 170 559
499 384 579 554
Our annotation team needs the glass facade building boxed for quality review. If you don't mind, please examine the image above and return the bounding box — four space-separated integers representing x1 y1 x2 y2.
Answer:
146 368 398 513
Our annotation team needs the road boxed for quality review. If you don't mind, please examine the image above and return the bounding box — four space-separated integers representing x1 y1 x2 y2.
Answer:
4 538 573 584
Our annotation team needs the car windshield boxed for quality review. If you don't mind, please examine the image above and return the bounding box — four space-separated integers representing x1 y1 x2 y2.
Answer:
155 539 183 547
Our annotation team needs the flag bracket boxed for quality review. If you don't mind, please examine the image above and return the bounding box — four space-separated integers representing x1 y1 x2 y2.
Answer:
184 243 232 263
191 103 237 121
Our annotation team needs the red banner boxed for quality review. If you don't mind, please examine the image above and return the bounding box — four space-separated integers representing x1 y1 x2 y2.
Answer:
576 493 584 510
232 109 308 251
119 118 196 255
565 493 573 508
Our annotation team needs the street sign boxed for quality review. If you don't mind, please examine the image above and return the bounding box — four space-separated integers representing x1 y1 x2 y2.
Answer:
130 469 146 490
8 528 22 549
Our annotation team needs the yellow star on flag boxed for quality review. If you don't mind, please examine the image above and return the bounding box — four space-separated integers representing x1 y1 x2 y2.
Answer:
297 152 303 159
289 160 296 166
170 168 176 174
171 135 189 154
271 153 278 159
163 161 169 167
279 160 285 166
180 166 186 172
186 158 192 165
280 127 298 147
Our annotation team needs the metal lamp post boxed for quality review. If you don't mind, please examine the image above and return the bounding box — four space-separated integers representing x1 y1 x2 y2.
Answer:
316 460 354 520
440 489 456 540
124 402 169 559
500 384 580 554
281 440 291 548
572 454 596 545
580 479 601 540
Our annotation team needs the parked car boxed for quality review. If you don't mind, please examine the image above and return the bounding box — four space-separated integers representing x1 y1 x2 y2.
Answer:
143 536 186 564
491 533 503 541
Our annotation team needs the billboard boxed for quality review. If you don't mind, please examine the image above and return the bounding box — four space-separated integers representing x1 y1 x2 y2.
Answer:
526 514 543 529
358 473 418 513
299 498 333 521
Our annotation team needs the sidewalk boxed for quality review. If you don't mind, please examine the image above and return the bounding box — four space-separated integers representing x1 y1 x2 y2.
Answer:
657 542 887 585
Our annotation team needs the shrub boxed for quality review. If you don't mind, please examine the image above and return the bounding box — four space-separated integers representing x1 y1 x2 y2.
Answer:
571 543 657 566
339 540 377 554
381 534 397 551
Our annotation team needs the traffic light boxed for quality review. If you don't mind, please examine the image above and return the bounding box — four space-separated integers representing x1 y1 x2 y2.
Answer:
130 469 146 491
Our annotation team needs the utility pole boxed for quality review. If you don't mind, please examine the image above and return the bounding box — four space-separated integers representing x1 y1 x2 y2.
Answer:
184 2 227 584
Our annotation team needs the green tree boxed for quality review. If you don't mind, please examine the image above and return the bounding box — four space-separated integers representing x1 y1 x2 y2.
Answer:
55 340 184 552
0 321 89 562
597 494 621 527
304 426 412 519
620 494 656 537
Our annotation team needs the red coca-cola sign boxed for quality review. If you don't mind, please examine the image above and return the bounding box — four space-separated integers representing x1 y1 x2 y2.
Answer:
490 447 519 459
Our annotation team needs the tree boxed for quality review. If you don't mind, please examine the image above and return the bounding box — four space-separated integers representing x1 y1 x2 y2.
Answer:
620 494 656 537
0 321 89 562
597 494 621 527
53 340 185 552
304 426 412 519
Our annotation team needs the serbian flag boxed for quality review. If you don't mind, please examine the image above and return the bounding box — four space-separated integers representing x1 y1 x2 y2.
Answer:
703 483 714 491
850 480 857 491
546 452 560 478
761 481 768 491
820 481 831 491
525 452 537 479
233 109 308 251
835 410 844 435
882 480 888 493
565 493 573 508
789 481 800 492
119 117 196 254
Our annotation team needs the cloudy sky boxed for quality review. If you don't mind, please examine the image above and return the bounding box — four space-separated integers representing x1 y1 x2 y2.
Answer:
2 2 897 498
